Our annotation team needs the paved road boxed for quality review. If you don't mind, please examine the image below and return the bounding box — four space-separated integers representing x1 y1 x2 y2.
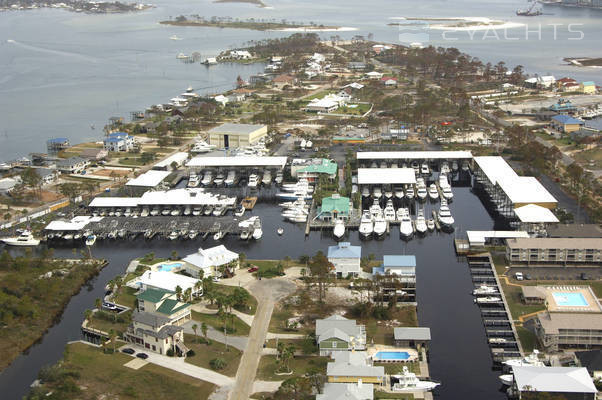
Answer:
533 136 574 166
182 320 248 351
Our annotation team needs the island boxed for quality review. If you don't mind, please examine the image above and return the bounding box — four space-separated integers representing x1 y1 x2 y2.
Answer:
564 57 602 67
1 0 153 14
160 15 350 32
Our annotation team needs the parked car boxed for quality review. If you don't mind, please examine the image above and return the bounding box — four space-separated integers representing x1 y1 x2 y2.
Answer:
102 301 118 311
247 266 259 273
581 273 590 280
121 348 135 355
136 353 149 359
524 274 532 280
515 272 524 281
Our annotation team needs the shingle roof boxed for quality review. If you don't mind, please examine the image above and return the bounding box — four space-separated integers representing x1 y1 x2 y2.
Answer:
316 315 363 343
512 366 597 393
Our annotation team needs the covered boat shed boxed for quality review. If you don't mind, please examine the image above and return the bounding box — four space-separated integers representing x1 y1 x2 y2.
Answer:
125 170 171 195
186 156 287 172
356 150 472 168
357 168 416 185
514 204 559 235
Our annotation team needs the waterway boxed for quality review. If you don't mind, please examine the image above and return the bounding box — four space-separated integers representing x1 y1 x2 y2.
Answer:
0 185 512 399
1 0 602 160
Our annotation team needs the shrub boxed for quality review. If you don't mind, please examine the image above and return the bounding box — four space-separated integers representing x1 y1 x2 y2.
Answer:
186 349 196 357
209 357 227 370
166 349 175 357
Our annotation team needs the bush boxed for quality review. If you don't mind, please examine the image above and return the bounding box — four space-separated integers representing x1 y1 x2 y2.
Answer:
166 349 175 357
209 357 227 370
186 349 196 357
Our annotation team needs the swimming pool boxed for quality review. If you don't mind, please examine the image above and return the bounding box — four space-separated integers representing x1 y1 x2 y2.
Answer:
552 292 588 307
373 351 410 361
158 262 183 272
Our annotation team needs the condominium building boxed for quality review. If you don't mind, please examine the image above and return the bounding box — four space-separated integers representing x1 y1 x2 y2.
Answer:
506 238 602 266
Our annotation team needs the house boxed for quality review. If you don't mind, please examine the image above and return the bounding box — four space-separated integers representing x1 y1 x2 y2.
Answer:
510 366 597 400
228 50 252 59
381 77 398 86
56 157 90 174
135 270 202 298
291 158 338 181
317 382 374 400
393 327 431 351
373 255 416 277
46 137 70 152
208 123 267 149
372 255 417 302
0 177 20 195
34 168 58 185
551 114 585 133
520 286 546 305
80 148 108 161
249 74 272 85
307 94 347 113
327 351 385 385
344 82 365 90
182 245 239 278
214 95 229 106
348 62 367 71
365 71 383 80
575 350 602 380
372 44 392 54
227 93 246 103
317 194 351 222
124 288 191 356
316 315 366 356
328 242 361 278
311 53 326 63
580 81 596 94
103 132 134 152
549 98 577 113
272 74 297 89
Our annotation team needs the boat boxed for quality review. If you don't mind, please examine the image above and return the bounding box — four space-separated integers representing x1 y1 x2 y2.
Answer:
439 173 449 188
73 232 82 240
188 173 200 188
392 366 440 392
333 219 345 240
452 161 459 171
415 209 427 234
171 209 181 216
150 208 160 216
473 285 499 296
140 208 149 217
420 163 430 175
202 57 218 65
373 215 387 237
262 170 272 186
441 162 450 174
499 374 514 386
213 172 225 186
85 235 96 246
369 203 382 219
276 191 313 201
240 230 250 240
204 206 213 216
384 190 393 199
117 229 126 238
188 230 198 240
192 207 202 216
359 211 373 238
503 350 545 368
474 296 502 304
441 185 453 200
1 230 40 246
428 184 439 200
176 53 189 59
362 187 370 198
383 202 396 222
168 231 179 240
277 227 284 235
234 205 245 217
417 185 427 201
373 187 382 199
394 186 404 199
213 231 224 241
169 35 182 40
438 205 454 227
201 171 213 186
106 231 115 240
461 161 469 172
405 186 415 200
252 220 263 239
183 206 192 216
213 204 226 216
275 172 283 185
399 208 413 238
489 337 508 344
516 2 542 16
427 219 435 231
248 174 259 188
144 229 153 239
225 170 236 186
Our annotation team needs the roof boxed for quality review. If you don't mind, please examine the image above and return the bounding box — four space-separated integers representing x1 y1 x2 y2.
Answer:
108 132 130 138
473 156 518 185
138 188 236 207
512 366 597 394
125 170 171 188
138 270 201 293
383 255 416 268
153 152 188 169
552 114 584 125
137 287 172 303
317 383 374 400
57 156 87 167
298 159 338 175
393 327 431 341
467 231 530 245
507 237 602 250
316 315 363 342
520 286 546 299
156 298 191 315
327 354 384 378
272 74 295 83
321 195 350 214
575 350 602 372
45 216 103 231
0 177 19 190
132 310 171 329
187 156 287 168
208 123 266 135
582 81 596 86
88 197 141 208
547 224 602 238
357 151 472 160
183 245 239 270
328 242 362 259
514 204 559 223
357 168 416 185
104 137 124 143
537 312 602 333
47 137 69 143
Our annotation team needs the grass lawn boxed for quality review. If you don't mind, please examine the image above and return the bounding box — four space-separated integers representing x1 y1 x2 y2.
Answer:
114 287 138 309
118 158 146 166
183 334 242 377
87 311 131 336
499 281 546 320
34 342 216 399
375 361 420 375
303 90 333 101
573 146 602 169
191 311 250 336
337 103 372 115
268 308 313 335
374 391 415 399
213 283 258 315
256 355 329 381
361 308 418 345
516 326 539 353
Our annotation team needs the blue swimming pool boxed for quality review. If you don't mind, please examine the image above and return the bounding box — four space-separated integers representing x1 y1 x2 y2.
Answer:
552 292 588 307
158 262 183 272
374 351 410 361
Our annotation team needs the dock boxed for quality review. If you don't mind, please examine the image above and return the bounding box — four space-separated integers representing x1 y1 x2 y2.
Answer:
242 196 257 210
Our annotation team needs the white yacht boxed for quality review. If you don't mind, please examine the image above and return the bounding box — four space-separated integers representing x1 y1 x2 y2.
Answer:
373 214 387 237
85 235 96 246
252 220 263 240
441 162 450 175
192 207 202 216
333 219 345 240
362 187 370 198
415 209 427 234
383 202 396 222
427 219 435 231
275 172 283 185
262 170 272 186
489 337 508 344
359 211 373 238
392 366 440 392
213 204 226 216
394 186 405 200
225 170 236 186
473 285 498 296
369 203 382 219
168 231 179 240
474 296 501 304
373 187 382 199
503 350 545 368
438 204 454 227
234 205 245 217
461 161 470 172
183 206 192 216
188 173 200 188
417 185 428 201
399 208 413 238
439 173 449 188
2 230 40 246
248 174 259 188
213 231 225 241
499 374 514 386
213 172 225 186
201 171 213 186
384 189 393 200
170 209 181 216
420 163 430 175
405 186 415 200
428 184 439 200
150 208 160 216
441 185 453 200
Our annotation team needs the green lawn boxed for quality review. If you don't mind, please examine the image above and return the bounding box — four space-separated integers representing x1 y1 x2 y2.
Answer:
191 311 250 336
29 342 216 399
374 391 414 399
499 281 546 320
114 287 138 309
118 158 146 166
375 361 420 375
516 326 539 353
87 311 131 337
361 307 418 345
183 334 242 377
256 355 329 381
213 283 258 315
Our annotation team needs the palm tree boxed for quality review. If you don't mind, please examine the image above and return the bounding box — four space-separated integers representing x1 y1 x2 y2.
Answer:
192 323 198 342
109 329 117 353
184 287 192 302
201 322 208 343
175 285 183 301
194 280 202 298
84 309 92 323
95 298 102 311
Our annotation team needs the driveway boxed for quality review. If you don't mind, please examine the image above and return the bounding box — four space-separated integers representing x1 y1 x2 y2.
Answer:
182 320 248 351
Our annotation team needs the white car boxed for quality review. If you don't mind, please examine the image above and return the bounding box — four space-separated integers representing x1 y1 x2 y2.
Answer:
515 272 524 281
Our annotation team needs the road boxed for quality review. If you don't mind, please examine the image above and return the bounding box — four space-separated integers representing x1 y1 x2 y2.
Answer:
533 136 574 166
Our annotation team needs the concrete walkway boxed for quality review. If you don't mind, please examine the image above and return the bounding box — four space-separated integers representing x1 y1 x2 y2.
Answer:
265 332 306 340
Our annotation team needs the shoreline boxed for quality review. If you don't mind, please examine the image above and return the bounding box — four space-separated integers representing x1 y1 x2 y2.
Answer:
160 19 348 32
564 57 602 68
389 16 524 31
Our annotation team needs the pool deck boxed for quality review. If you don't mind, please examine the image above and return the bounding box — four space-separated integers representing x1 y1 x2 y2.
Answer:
544 285 602 313
367 346 419 362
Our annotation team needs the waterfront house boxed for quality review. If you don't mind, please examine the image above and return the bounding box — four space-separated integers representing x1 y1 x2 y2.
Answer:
56 156 89 174
551 114 585 133
291 158 338 181
182 245 239 278
272 74 297 89
103 132 134 152
548 98 577 113
506 237 602 266
214 95 229 106
46 137 70 152
136 271 202 299
34 168 58 185
372 255 417 302
208 123 267 149
306 94 347 113
535 312 602 352
347 61 367 71
393 327 431 351
80 148 108 161
317 194 351 222
510 366 597 400
326 351 385 385
317 382 374 400
373 255 416 277
0 177 20 195
316 315 366 356
136 288 192 325
580 81 596 94
327 242 361 278
228 50 252 60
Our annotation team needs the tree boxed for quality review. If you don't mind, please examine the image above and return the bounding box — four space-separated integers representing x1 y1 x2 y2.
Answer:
298 255 310 268
192 323 198 342
175 285 183 301
201 322 208 342
20 167 43 199
58 183 84 202
171 250 178 260
109 329 117 353
184 287 192 302
95 298 102 311
84 309 92 322
308 251 332 302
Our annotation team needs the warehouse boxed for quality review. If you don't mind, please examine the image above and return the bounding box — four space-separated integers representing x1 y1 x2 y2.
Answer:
125 170 171 195
207 123 267 148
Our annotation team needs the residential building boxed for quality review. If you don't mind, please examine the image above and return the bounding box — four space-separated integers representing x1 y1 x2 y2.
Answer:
580 81 596 94
316 194 351 222
103 132 134 152
365 71 383 80
182 245 239 278
551 114 585 133
208 123 267 149
228 50 252 59
0 177 20 195
347 62 367 71
506 238 602 266
46 137 70 152
316 315 366 356
34 168 58 185
306 94 347 113
381 77 398 86
520 286 546 305
136 270 202 298
535 312 602 351
214 94 228 106
510 366 597 400
372 255 417 302
326 351 385 385
56 156 90 174
317 382 374 400
136 288 192 325
80 148 108 160
393 327 431 351
328 242 361 278
272 74 297 89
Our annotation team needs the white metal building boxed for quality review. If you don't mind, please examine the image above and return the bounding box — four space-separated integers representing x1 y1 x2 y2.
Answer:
153 152 189 171
357 168 416 185
125 170 171 193
208 123 267 148
182 245 239 278
187 156 287 171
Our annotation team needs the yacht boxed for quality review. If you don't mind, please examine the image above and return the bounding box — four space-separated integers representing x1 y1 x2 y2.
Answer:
369 203 382 219
474 296 502 304
213 231 225 241
224 170 236 186
248 174 259 188
362 187 370 198
283 209 307 223
213 204 226 216
144 229 153 239
428 184 439 200
394 186 404 200
441 162 450 175
439 173 449 188
503 350 545 368
1 230 40 246
275 171 283 185
203 205 213 216
170 209 181 216
168 231 179 240
188 173 200 188
191 141 216 153
252 219 263 240
276 190 312 201
213 172 225 186
427 219 435 231
415 209 427 234
452 161 459 171
405 186 415 200
392 366 440 392
416 185 428 201
384 190 393 200
383 202 396 222
277 227 284 235
441 185 453 200
489 337 508 344
373 215 387 237
420 163 430 175
438 205 454 227
150 208 160 216
234 205 245 217
240 229 251 240
183 206 192 216
141 208 150 217
499 374 514 386
373 187 382 199
192 207 202 216
399 208 414 238
359 211 373 238
170 35 182 40
333 219 345 240
473 285 498 296
461 161 470 172
85 235 96 246
201 171 213 186
262 170 272 186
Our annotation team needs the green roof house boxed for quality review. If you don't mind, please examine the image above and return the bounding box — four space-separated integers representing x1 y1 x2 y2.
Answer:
291 158 338 180
316 194 351 221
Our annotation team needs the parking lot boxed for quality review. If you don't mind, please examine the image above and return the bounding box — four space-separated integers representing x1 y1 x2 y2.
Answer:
507 266 602 282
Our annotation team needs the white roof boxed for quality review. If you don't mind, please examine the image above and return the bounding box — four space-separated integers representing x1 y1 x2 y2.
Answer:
138 188 235 206
357 168 416 185
467 230 530 245
153 152 188 169
502 177 557 205
357 151 472 160
125 170 171 188
182 245 239 271
473 156 518 185
45 216 103 231
187 156 287 168
514 204 560 223
138 270 200 293
513 366 597 394
89 197 141 208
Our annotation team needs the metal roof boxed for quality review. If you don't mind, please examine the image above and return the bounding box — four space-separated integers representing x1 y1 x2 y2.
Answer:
393 327 431 341
507 237 602 250
512 366 597 394
357 168 416 185
153 152 189 169
473 156 518 185
45 216 103 231
182 245 239 270
125 170 171 187
321 195 350 214
187 156 287 168
383 255 416 268
466 231 530 245
357 151 472 160
298 159 338 175
208 123 266 135
514 204 559 223
552 114 584 125
316 315 363 342
328 242 361 259
317 383 374 400
139 270 200 293
88 197 141 208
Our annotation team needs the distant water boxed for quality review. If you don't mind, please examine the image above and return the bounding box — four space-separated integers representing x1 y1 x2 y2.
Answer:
0 0 601 160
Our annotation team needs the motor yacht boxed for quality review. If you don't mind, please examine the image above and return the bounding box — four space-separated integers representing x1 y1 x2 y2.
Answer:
1 230 40 246
405 186 415 200
416 185 427 201
234 205 245 217
499 374 514 386
392 366 440 392
438 205 454 227
415 209 427 234
362 187 370 198
225 170 236 186
384 189 393 199
383 202 396 222
183 206 192 216
474 296 502 304
277 227 284 235
399 208 413 238
333 219 345 240
150 208 160 216
170 209 181 216
213 231 225 241
359 211 373 238
473 285 499 296
441 162 450 175
85 235 96 246
420 163 430 175
188 173 200 188
369 203 382 219
427 219 435 231
262 170 272 186
161 209 171 216
503 350 545 368
441 185 453 200
394 186 404 200
252 219 263 240
275 171 283 185
203 206 213 216
373 214 387 237
213 204 226 216
213 172 225 186
240 230 251 240
428 184 439 200
201 171 213 186
452 161 459 171
373 187 382 199
461 161 469 172
188 230 198 240
140 208 149 217
248 174 259 188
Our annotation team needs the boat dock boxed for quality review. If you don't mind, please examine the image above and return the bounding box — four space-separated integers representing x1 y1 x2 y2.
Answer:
241 196 257 210
466 253 523 363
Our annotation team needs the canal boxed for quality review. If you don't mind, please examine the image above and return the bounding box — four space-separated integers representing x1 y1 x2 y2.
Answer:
3 186 510 399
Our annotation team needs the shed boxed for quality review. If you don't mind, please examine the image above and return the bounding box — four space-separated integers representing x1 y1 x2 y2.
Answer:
393 327 431 350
